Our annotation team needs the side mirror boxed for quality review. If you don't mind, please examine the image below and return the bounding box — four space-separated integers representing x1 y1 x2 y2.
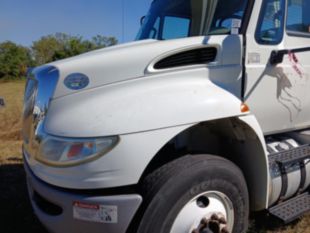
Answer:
270 50 287 65
140 16 146 25
270 47 310 65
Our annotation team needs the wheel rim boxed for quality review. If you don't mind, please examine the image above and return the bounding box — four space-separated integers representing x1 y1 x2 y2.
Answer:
170 191 234 233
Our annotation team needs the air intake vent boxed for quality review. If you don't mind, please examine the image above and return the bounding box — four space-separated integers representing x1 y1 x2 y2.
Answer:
154 47 217 70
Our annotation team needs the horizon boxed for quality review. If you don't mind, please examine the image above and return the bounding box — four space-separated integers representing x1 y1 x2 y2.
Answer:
0 0 152 46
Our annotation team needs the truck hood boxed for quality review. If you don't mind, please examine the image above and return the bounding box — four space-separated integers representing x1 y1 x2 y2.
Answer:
42 35 244 137
48 35 240 98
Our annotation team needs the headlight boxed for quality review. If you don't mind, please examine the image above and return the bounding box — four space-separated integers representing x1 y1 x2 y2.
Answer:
37 136 119 167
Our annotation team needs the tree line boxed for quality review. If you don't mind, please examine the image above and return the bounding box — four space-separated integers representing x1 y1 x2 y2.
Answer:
0 33 117 80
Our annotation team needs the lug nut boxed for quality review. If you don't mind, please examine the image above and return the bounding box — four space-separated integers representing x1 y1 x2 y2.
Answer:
211 214 220 221
200 217 209 225
221 227 229 233
219 217 227 224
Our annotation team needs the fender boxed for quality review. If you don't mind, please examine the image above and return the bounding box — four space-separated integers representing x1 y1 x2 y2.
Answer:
238 115 269 210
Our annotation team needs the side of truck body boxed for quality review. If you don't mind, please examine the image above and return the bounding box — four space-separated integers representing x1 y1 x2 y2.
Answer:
23 0 310 232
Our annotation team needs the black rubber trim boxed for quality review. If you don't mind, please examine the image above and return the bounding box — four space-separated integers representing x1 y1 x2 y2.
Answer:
298 161 307 193
240 0 255 101
287 30 310 39
278 162 288 201
33 191 63 216
241 35 247 102
240 0 255 34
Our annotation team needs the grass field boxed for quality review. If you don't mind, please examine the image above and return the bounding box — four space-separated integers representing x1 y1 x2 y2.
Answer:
0 80 309 233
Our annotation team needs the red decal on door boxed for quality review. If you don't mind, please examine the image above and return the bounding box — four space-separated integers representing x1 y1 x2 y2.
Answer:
288 51 303 78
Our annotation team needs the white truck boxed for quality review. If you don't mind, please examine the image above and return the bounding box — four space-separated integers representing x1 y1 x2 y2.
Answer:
22 0 310 232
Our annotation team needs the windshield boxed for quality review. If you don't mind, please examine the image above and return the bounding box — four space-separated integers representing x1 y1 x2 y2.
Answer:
136 0 249 40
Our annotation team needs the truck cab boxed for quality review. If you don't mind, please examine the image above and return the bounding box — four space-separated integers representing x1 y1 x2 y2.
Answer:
23 0 310 232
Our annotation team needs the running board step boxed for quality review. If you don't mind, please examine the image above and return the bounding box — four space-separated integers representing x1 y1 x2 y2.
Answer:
269 193 310 223
269 144 310 166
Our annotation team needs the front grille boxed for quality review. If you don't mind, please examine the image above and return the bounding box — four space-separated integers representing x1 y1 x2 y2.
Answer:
33 191 63 216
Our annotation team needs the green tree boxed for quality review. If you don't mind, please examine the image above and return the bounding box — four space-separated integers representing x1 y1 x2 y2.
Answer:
91 35 118 48
0 41 33 80
0 33 118 80
53 34 88 60
32 33 118 65
31 34 63 65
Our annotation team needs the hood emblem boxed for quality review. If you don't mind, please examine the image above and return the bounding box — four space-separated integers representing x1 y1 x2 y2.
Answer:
64 73 90 90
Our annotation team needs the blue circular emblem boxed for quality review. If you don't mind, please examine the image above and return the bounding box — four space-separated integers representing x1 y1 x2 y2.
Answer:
64 73 90 90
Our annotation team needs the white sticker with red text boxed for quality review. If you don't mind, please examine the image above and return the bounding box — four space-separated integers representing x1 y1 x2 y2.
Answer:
73 201 118 224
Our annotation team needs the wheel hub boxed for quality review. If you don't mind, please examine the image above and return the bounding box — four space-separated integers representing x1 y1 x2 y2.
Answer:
170 191 234 233
191 214 229 233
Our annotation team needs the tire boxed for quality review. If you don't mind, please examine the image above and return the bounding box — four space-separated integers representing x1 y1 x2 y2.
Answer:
136 154 249 233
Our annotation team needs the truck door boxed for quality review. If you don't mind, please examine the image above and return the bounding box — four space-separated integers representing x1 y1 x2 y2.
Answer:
245 0 310 134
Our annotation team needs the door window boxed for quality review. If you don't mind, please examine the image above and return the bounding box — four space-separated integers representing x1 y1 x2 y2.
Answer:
286 0 310 35
255 0 285 44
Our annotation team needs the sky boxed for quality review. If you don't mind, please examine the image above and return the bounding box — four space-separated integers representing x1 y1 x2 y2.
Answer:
0 0 152 46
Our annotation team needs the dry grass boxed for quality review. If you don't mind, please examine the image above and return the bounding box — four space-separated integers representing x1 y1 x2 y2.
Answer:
0 80 310 233
248 212 310 233
0 80 24 142
0 80 24 161
0 80 46 233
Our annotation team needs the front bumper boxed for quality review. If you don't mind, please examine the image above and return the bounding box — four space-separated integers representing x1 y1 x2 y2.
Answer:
24 159 142 233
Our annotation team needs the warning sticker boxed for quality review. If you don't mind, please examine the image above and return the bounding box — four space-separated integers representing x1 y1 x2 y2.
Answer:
231 19 242 28
73 201 118 224
231 28 239 35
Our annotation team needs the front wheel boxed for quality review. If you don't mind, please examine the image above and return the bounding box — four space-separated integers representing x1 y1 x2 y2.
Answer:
136 155 249 233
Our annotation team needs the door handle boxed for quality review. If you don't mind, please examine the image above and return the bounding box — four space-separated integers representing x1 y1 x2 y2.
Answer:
270 47 310 65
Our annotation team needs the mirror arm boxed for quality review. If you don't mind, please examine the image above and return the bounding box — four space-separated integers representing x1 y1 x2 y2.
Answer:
270 47 310 65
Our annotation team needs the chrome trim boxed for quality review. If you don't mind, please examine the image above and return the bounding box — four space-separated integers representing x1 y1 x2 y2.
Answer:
23 66 59 159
